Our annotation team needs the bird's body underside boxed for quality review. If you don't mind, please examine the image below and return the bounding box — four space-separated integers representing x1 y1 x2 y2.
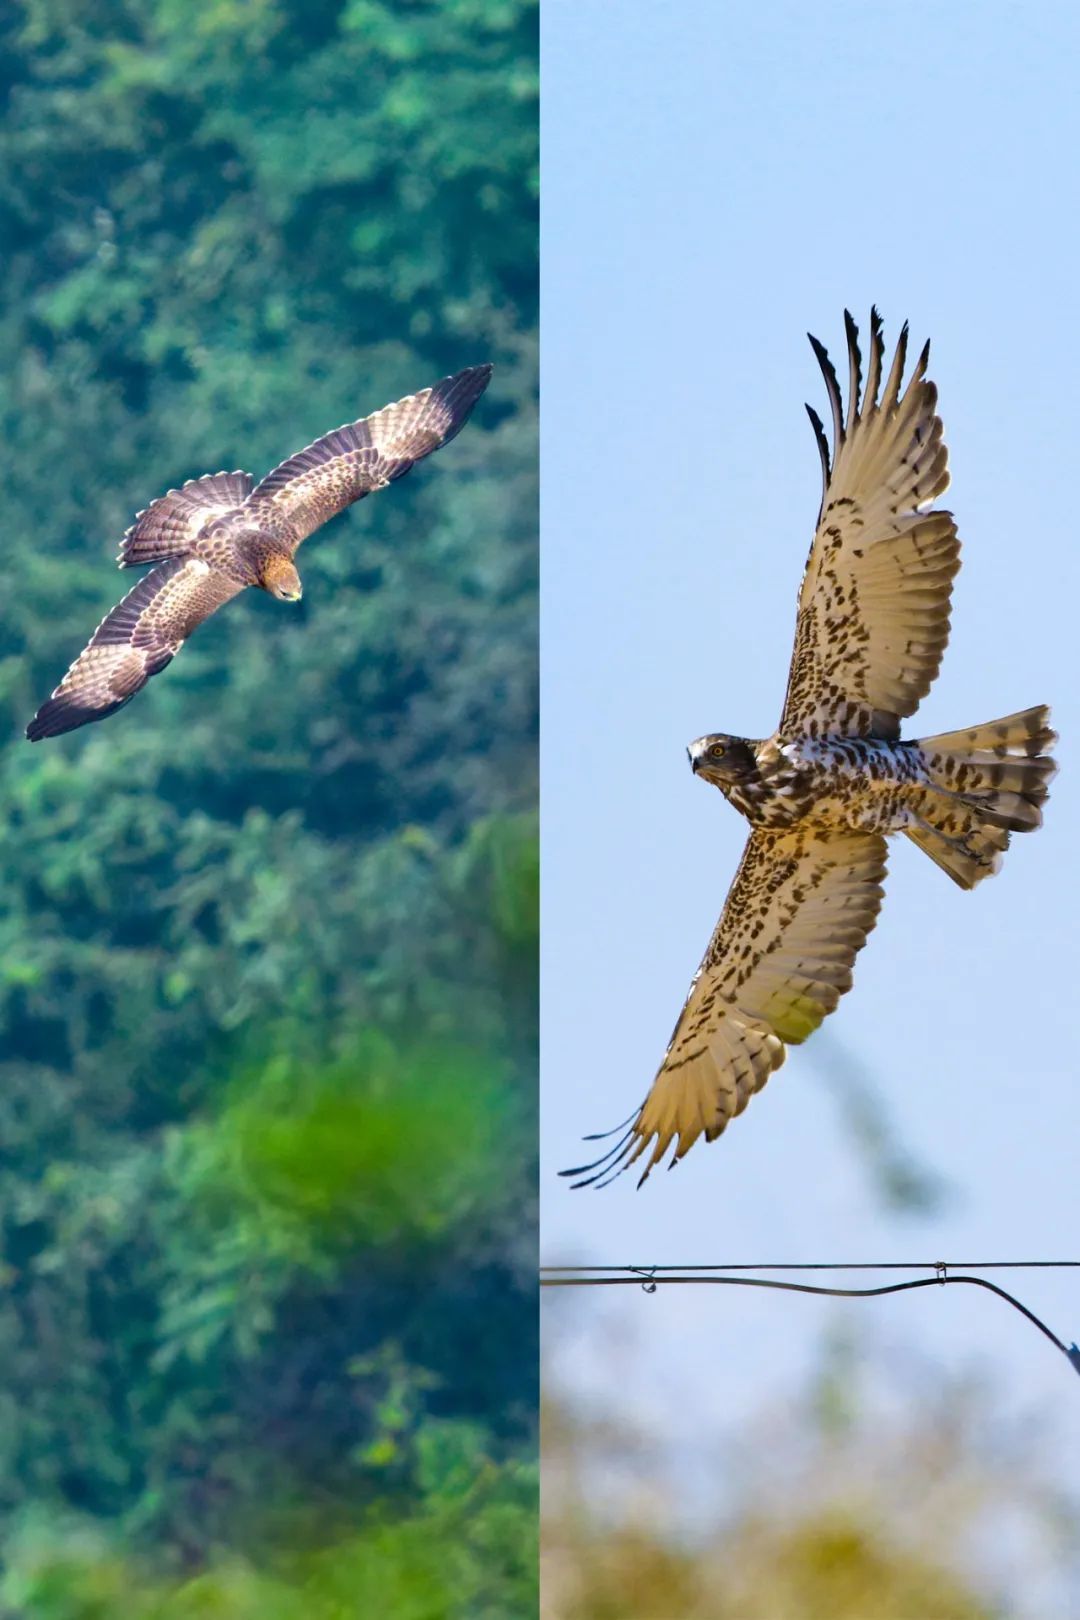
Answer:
566 310 1055 1189
27 364 492 740
690 711 1055 880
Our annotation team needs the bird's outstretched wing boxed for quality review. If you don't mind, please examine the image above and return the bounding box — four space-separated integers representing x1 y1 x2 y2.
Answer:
27 557 243 740
564 826 887 1187
247 364 493 551
117 471 254 567
780 309 959 741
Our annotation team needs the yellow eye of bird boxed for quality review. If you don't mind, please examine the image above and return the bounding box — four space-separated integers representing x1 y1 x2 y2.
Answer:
710 743 726 759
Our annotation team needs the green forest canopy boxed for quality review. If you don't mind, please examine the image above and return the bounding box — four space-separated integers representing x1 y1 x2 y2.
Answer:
0 0 537 1611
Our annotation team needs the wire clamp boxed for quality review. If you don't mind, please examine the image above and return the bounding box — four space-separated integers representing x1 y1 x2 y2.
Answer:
934 1261 948 1286
630 1265 658 1294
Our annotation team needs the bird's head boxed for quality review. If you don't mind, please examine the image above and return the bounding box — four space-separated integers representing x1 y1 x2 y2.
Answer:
261 556 303 602
687 733 758 787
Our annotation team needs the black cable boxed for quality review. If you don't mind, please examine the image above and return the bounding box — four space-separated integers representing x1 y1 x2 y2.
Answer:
539 1265 1080 1381
544 1260 1080 1272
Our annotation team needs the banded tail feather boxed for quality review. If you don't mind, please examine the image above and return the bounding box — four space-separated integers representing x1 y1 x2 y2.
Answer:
905 705 1056 888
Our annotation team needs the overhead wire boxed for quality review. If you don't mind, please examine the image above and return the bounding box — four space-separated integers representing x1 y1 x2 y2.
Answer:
539 1261 1080 1381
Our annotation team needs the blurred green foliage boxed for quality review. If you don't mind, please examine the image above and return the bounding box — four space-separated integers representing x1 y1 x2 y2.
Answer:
0 0 536 1610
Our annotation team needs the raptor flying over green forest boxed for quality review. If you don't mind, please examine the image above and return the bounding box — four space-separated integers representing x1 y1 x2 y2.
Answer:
27 365 491 740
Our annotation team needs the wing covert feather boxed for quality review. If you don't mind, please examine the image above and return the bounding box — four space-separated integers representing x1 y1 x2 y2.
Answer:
117 471 254 567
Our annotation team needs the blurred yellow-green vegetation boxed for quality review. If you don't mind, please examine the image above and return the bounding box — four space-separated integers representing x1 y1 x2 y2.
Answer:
0 0 536 1611
542 1326 1079 1620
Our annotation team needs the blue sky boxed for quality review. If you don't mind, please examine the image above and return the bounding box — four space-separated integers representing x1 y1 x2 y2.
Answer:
541 0 1080 1566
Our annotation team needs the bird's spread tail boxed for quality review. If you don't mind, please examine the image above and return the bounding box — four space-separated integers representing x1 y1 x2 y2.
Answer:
904 705 1056 889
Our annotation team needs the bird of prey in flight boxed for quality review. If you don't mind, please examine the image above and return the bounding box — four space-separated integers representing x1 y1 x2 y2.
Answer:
27 365 492 740
566 310 1055 1188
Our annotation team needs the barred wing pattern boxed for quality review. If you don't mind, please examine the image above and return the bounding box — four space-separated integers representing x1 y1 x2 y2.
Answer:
27 364 492 739
566 827 887 1188
249 364 493 549
117 471 254 568
26 558 243 740
781 309 959 740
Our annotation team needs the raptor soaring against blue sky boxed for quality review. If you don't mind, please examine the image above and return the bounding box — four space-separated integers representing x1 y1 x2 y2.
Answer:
567 313 1055 1188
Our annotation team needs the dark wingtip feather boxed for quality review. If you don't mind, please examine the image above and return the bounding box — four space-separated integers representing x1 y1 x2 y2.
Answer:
26 697 76 741
26 693 130 741
429 364 495 446
880 319 911 411
864 306 885 408
559 1111 643 1189
807 332 844 453
806 333 830 373
843 309 862 429
558 1129 633 1181
805 402 831 507
580 1106 639 1143
441 362 493 410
